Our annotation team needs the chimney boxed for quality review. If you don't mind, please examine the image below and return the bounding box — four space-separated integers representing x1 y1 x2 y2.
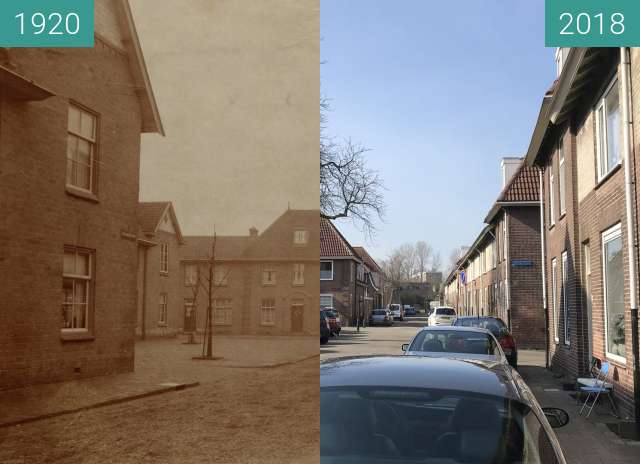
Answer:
249 226 258 237
501 157 522 189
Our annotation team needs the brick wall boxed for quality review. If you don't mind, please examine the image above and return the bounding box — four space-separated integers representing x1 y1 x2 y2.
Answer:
320 259 355 324
0 38 143 389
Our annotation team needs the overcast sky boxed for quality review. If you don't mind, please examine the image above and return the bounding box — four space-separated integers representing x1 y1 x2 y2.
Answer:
321 0 555 266
130 0 319 236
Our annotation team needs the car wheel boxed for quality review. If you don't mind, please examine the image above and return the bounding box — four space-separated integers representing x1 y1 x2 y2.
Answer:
320 336 329 345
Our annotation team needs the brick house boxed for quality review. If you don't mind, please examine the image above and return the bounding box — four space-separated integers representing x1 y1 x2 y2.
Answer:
443 162 545 349
180 209 319 336
137 202 185 338
320 218 367 325
0 0 163 389
353 246 384 317
525 47 640 418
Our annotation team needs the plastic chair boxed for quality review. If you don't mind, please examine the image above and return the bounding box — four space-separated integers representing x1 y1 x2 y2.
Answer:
576 358 612 403
578 362 618 418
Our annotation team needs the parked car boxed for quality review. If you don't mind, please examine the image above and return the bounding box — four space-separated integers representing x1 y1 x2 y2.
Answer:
402 326 508 365
403 305 417 316
320 311 330 345
453 316 518 368
369 309 393 326
322 308 342 336
388 303 404 321
427 306 456 326
320 355 569 463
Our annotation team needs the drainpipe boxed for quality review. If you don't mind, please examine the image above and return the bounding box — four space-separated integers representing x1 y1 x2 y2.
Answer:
505 214 512 329
539 166 550 369
141 246 148 340
620 47 640 421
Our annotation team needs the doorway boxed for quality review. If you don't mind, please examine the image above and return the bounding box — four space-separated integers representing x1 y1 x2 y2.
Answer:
291 303 304 333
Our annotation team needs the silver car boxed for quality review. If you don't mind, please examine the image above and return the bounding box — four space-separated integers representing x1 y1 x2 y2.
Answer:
427 306 456 326
369 309 393 326
402 326 508 366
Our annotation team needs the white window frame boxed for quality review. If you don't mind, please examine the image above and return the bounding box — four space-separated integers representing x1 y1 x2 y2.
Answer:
214 266 229 286
184 263 198 286
293 263 305 286
262 268 277 286
62 247 92 332
214 298 233 326
602 223 626 364
561 251 570 345
260 298 276 326
551 258 559 343
559 137 566 216
549 173 556 226
160 243 169 275
595 78 621 182
66 104 97 193
158 293 168 325
320 260 334 280
320 294 333 308
293 230 309 245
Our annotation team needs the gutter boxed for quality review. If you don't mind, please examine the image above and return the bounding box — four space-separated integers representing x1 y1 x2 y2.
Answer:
548 48 588 125
539 167 550 369
620 47 640 422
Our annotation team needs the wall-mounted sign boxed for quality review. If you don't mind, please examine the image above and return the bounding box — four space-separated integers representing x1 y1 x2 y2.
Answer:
512 259 534 268
459 271 466 285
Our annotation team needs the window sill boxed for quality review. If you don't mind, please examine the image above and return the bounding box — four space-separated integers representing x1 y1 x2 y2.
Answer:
157 322 167 327
160 272 169 277
595 163 622 190
60 331 95 342
214 323 232 326
605 353 627 367
320 277 333 281
292 283 305 287
65 185 99 203
559 212 566 221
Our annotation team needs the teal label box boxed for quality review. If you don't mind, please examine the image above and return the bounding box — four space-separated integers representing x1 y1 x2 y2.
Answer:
0 0 94 48
546 0 640 47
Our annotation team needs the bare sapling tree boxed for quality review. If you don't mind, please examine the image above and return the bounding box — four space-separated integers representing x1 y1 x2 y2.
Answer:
190 233 231 360
321 97 385 236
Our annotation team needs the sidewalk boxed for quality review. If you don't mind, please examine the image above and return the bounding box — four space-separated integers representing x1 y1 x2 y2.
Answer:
0 334 317 429
519 350 640 464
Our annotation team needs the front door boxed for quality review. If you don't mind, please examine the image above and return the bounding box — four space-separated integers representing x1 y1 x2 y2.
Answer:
291 304 304 333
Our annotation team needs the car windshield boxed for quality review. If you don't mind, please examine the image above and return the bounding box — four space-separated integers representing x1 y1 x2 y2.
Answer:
408 330 500 356
373 310 387 315
436 308 456 316
320 387 560 463
455 317 507 335
324 310 338 317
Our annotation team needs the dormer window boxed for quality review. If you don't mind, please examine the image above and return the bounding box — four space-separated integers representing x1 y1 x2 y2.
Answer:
293 230 309 245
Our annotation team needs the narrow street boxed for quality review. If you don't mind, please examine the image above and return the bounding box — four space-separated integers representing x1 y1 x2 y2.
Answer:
321 319 640 464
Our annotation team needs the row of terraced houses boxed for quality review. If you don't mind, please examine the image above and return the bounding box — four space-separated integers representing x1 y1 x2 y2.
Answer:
444 47 640 420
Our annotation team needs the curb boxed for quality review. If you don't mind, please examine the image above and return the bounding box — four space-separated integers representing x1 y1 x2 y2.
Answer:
0 381 200 429
213 354 319 369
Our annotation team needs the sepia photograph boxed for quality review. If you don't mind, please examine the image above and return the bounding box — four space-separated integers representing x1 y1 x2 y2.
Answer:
1 0 318 463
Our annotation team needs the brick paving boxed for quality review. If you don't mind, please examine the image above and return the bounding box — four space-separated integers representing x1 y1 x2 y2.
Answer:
0 335 319 464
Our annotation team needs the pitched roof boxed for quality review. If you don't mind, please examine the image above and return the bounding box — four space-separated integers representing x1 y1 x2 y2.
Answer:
321 218 356 258
138 201 184 242
353 246 382 273
497 164 539 202
484 161 539 223
118 0 164 135
242 209 318 260
180 236 249 261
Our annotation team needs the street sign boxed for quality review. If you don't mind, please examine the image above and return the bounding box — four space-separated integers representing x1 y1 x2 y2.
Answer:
459 271 466 284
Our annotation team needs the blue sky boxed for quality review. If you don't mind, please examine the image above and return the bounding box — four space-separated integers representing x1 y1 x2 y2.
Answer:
321 0 555 268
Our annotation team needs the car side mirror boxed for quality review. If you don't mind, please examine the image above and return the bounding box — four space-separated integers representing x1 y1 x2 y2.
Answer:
401 343 409 351
542 407 570 428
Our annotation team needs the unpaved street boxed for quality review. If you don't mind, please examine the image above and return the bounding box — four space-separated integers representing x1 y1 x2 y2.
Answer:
0 338 319 464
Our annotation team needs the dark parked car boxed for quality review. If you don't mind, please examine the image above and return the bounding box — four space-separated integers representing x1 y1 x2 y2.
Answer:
453 316 518 368
402 326 507 365
403 305 417 316
320 356 568 463
320 311 330 345
322 308 342 336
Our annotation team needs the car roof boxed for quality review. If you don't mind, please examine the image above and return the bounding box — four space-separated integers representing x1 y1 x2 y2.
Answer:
320 355 522 401
456 315 502 320
415 325 491 333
